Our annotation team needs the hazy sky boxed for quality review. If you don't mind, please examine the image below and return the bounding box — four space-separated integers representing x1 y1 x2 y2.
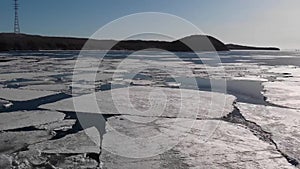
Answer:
0 0 299 49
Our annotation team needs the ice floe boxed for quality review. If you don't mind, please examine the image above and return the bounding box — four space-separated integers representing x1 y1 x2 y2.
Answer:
263 81 300 109
0 99 13 110
20 84 68 92
0 130 52 154
0 110 65 131
101 116 294 168
237 102 300 164
28 127 100 154
40 86 236 119
262 66 300 109
0 88 58 101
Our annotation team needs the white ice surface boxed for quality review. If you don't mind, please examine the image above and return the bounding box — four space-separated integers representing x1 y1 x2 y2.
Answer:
237 102 300 163
263 66 300 109
0 88 58 101
0 110 65 131
101 117 294 168
40 86 236 119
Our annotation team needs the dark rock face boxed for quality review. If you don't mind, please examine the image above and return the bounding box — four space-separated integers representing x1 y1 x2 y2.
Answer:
0 33 87 51
0 33 280 52
226 44 280 51
111 35 229 52
0 33 229 52
173 35 229 51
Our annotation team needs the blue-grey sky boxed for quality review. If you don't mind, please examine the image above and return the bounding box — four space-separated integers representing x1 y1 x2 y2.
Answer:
0 0 299 49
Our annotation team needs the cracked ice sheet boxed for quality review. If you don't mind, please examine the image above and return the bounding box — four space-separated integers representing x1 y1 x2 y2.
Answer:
263 66 300 109
98 57 195 77
0 88 58 101
4 129 99 168
100 116 294 169
11 152 99 169
266 65 300 82
20 84 69 92
237 102 300 164
263 81 300 109
40 86 236 119
187 62 267 81
28 127 100 154
0 130 52 154
0 72 58 81
0 110 65 131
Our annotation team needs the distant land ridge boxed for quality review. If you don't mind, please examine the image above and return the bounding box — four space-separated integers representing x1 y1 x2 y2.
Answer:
226 44 280 51
0 33 280 52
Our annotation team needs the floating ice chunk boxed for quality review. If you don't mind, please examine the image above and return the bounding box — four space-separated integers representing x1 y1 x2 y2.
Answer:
0 130 52 154
267 65 300 82
36 119 76 131
0 72 57 81
0 88 58 101
3 102 13 109
40 86 236 119
71 72 113 82
164 82 181 88
231 76 268 82
188 62 263 80
21 84 68 92
103 69 128 74
130 80 154 86
0 99 13 109
0 110 65 131
28 127 100 154
267 65 299 74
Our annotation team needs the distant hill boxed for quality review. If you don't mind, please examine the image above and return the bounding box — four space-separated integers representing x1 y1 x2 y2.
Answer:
110 35 229 51
0 33 229 52
174 35 229 51
226 44 280 51
0 33 116 51
0 33 280 52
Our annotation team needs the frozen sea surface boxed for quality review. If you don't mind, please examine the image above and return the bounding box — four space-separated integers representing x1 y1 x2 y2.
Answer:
0 50 300 168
